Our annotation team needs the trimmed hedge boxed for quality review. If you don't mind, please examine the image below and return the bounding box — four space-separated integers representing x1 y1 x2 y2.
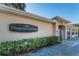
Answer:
0 36 58 55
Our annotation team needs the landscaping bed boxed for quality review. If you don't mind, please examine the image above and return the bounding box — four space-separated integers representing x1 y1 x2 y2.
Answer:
0 36 58 56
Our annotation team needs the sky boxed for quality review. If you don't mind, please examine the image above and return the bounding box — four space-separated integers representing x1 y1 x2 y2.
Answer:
26 3 79 23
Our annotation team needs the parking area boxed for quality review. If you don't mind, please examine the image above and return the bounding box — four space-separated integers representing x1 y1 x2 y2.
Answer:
22 38 79 56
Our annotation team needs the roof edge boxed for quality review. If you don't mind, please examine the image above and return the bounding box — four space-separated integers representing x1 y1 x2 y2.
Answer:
0 4 54 23
52 16 71 23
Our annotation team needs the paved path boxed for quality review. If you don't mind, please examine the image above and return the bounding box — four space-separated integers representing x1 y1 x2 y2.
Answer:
22 39 79 56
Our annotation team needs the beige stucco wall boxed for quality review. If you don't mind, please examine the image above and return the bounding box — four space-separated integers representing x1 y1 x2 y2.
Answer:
0 12 53 42
53 20 68 36
67 25 78 39
53 19 70 40
55 19 79 39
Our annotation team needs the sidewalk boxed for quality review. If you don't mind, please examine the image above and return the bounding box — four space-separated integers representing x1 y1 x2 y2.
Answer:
22 39 79 56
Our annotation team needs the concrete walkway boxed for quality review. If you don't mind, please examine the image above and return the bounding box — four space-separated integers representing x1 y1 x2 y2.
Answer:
22 39 79 56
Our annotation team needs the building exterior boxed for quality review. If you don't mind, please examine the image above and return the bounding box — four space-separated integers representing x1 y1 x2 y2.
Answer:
67 25 78 39
0 4 78 42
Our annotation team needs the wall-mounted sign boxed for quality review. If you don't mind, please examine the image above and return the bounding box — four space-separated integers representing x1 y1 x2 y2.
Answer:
9 23 38 32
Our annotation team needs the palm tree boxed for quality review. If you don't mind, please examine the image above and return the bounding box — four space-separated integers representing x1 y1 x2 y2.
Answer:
3 3 26 11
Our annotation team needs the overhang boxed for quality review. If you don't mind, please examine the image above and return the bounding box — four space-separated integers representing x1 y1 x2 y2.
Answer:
52 16 71 23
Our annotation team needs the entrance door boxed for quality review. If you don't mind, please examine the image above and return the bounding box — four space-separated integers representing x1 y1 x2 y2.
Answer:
59 25 65 41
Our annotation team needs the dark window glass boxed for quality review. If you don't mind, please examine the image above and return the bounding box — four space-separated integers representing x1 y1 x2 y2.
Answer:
68 36 70 39
76 32 77 35
67 32 70 35
72 32 74 35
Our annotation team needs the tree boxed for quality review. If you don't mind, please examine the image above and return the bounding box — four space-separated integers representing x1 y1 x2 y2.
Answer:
3 3 26 11
73 24 79 27
73 24 79 37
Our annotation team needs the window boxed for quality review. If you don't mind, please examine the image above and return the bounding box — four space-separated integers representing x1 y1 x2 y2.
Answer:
72 32 74 35
68 36 70 39
76 32 77 35
67 32 70 35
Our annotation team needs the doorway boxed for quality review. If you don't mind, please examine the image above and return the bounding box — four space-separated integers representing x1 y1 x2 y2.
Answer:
59 25 65 41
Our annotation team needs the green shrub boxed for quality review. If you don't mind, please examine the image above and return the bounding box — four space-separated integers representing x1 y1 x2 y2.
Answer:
47 36 58 44
0 36 58 55
39 37 48 46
